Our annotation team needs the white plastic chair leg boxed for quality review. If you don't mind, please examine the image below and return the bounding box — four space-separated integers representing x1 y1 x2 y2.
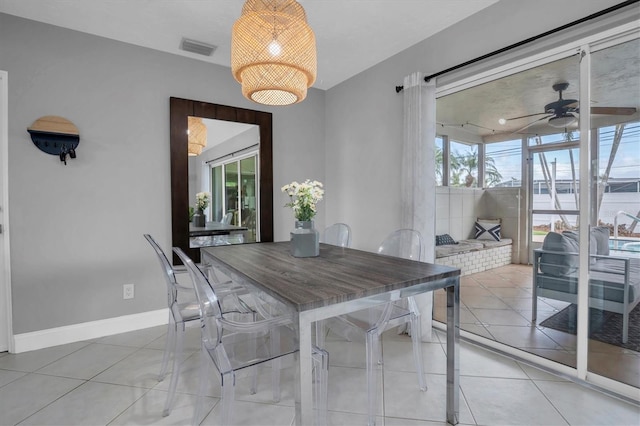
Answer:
410 313 427 391
408 296 427 391
271 327 281 402
220 371 236 426
365 330 379 426
159 312 175 381
248 329 258 395
163 323 185 416
192 346 209 426
314 320 326 349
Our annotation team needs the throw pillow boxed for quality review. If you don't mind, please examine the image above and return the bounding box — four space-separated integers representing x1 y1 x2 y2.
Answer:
540 232 579 276
591 226 610 256
475 221 501 241
436 234 458 246
563 230 597 264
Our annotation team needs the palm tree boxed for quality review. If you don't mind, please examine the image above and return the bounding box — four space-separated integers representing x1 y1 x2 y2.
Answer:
450 147 503 188
435 145 443 185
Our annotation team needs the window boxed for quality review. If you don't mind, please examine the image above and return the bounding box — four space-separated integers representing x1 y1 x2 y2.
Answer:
597 121 640 224
435 136 444 186
449 140 478 187
485 139 521 187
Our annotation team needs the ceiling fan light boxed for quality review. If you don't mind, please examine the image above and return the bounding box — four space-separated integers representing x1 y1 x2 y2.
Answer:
231 0 317 106
548 113 577 129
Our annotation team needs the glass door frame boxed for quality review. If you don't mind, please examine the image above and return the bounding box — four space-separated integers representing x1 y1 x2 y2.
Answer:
434 20 640 400
526 139 581 264
209 149 261 241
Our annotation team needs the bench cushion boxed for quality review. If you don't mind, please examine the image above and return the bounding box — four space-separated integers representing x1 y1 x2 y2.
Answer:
460 238 513 249
435 239 512 258
435 241 483 258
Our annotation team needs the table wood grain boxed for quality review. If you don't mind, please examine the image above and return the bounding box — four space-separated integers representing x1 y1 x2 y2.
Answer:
201 241 460 312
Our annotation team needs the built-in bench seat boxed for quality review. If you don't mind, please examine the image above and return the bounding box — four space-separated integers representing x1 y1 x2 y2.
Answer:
435 238 512 276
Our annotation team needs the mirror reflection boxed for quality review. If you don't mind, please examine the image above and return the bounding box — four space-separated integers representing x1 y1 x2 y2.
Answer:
188 117 260 248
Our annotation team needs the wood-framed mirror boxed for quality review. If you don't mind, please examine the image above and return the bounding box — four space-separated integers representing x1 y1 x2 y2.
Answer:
170 97 273 263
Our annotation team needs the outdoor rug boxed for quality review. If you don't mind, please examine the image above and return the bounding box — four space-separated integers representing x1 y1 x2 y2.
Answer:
540 303 640 352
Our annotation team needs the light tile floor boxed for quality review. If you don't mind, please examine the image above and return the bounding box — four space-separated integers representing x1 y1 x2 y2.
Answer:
0 322 639 425
433 264 640 388
434 264 640 392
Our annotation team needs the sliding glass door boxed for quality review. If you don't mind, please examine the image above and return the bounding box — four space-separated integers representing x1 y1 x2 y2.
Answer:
527 139 581 369
432 24 639 397
210 153 259 243
586 36 640 389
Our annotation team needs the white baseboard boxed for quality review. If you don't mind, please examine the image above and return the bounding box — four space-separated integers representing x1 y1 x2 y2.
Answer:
12 308 169 353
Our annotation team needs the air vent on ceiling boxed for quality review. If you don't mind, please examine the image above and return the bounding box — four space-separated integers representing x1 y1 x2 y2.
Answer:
180 38 217 56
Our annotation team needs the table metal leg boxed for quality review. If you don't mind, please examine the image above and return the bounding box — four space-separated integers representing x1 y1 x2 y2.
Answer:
446 279 460 425
296 312 314 425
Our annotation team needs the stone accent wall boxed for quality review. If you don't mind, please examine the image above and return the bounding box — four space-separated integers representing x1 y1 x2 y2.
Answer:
435 244 512 276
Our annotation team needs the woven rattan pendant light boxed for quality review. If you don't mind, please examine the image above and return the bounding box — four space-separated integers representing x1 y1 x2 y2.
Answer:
187 117 207 156
231 0 317 106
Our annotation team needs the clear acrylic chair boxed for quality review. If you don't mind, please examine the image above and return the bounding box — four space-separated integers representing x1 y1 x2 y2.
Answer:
320 223 352 247
143 234 253 417
221 212 233 224
324 229 427 426
173 248 329 426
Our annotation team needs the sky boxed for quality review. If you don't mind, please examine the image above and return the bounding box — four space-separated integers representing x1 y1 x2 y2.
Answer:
482 122 639 183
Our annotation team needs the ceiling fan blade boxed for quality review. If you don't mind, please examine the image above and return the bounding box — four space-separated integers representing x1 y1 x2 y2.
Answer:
511 115 552 134
504 112 549 121
590 106 637 115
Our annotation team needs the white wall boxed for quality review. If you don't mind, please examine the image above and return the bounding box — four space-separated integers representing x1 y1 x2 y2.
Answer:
481 187 524 263
435 187 483 242
0 13 325 335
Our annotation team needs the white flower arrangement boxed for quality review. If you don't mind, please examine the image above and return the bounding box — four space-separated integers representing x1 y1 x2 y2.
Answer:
281 180 324 222
195 192 210 212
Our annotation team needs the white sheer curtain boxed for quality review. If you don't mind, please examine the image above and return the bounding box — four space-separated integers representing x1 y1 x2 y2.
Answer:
401 72 436 341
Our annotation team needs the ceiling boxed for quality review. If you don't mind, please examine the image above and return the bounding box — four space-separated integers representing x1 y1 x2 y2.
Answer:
437 37 640 143
202 119 255 152
1 0 637 142
0 0 499 90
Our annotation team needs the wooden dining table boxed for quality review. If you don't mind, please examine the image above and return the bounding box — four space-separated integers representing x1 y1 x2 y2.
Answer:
201 241 461 425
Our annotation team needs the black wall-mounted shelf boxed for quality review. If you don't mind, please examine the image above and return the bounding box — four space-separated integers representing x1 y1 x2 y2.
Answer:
27 116 79 164
27 130 79 155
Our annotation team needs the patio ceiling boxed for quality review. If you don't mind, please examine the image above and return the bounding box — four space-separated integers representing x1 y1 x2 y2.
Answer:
437 38 640 144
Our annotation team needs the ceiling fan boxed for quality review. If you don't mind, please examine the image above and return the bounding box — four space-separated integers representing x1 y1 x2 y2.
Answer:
499 82 637 132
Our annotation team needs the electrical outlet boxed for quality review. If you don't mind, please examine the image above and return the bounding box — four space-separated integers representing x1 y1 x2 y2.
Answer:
123 283 134 300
